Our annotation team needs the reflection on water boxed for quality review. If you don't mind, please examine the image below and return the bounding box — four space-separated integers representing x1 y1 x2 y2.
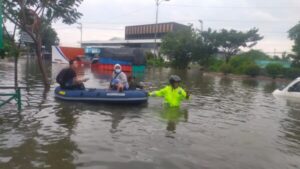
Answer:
279 100 300 156
158 107 188 137
1 58 300 169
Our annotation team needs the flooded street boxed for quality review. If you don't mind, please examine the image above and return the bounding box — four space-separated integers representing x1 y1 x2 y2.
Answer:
0 58 300 169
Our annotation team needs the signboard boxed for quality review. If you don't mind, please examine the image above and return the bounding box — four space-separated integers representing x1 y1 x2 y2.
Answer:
0 0 3 49
85 47 101 54
20 31 34 43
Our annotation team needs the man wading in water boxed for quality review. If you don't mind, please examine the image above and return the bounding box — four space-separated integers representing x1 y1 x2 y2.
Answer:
149 75 190 107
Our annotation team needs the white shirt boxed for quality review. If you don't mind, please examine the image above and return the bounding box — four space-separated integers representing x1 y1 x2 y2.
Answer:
112 71 129 87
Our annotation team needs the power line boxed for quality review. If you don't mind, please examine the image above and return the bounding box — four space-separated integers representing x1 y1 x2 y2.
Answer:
164 4 300 9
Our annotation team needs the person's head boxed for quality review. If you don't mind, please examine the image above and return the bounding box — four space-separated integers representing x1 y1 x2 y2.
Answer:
114 64 122 73
128 75 135 82
169 75 181 88
69 58 80 69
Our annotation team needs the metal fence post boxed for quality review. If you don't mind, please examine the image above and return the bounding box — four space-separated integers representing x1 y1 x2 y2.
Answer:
16 88 21 111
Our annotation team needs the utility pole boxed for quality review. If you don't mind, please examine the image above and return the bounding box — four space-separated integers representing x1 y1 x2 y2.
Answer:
154 0 170 58
77 23 82 47
199 20 203 32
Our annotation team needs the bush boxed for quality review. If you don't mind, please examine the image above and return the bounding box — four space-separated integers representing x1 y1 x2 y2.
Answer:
265 63 284 79
283 68 300 79
244 64 260 77
236 50 270 61
208 59 224 72
228 56 254 74
220 63 233 75
146 52 165 67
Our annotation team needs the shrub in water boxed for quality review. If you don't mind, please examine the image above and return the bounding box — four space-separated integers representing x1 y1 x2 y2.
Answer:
220 63 233 75
265 63 283 79
283 68 300 79
244 64 260 77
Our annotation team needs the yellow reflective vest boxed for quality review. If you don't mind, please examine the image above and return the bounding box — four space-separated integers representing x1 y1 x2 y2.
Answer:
149 85 188 107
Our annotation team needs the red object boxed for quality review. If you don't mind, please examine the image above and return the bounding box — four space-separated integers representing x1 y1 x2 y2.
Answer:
91 63 132 72
60 46 85 61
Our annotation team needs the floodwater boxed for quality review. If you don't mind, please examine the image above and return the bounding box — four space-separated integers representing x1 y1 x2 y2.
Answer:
0 58 300 169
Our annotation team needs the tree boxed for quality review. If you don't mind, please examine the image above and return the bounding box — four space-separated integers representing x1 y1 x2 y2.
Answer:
3 0 83 87
266 63 283 79
41 22 59 52
161 28 196 69
288 22 300 67
0 32 19 59
203 28 263 63
192 29 218 68
161 27 218 69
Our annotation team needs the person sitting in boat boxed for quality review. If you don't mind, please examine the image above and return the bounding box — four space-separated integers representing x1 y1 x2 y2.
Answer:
128 76 144 90
149 75 190 107
56 58 89 90
110 64 129 92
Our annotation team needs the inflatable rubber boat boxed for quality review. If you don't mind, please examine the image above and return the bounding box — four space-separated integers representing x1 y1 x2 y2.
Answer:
54 87 148 104
273 77 300 98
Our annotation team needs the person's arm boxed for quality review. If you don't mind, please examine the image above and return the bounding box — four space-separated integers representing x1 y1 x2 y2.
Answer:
149 86 167 97
71 70 88 84
178 87 189 100
73 77 89 84
120 73 128 85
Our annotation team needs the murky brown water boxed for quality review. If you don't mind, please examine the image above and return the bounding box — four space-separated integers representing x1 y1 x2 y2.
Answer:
0 57 300 169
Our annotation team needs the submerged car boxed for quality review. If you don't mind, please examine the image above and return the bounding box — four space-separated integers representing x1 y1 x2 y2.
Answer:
273 77 300 98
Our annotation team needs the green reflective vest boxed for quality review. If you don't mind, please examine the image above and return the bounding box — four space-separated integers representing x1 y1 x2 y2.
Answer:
150 85 188 107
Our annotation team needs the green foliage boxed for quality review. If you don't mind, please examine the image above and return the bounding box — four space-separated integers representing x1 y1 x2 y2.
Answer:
161 28 195 69
3 0 83 86
220 63 233 74
288 22 300 67
146 52 165 67
208 58 224 72
228 55 253 74
265 63 284 79
202 28 263 62
283 68 300 79
3 0 82 51
0 34 19 59
192 31 218 68
3 0 83 25
244 64 260 77
237 50 270 61
41 22 59 52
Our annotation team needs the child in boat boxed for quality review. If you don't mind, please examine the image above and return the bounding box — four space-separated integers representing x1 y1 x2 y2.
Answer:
128 76 144 90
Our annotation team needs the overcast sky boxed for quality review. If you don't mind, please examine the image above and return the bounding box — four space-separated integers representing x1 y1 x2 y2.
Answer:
52 0 300 55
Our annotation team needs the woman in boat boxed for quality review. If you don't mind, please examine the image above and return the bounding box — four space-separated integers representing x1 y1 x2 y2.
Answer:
110 64 129 92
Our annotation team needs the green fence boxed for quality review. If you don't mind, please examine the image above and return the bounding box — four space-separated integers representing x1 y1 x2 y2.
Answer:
0 87 22 111
0 0 3 49
255 60 291 68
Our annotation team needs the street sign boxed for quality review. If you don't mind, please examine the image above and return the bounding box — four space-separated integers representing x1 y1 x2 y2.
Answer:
0 0 3 49
20 31 34 43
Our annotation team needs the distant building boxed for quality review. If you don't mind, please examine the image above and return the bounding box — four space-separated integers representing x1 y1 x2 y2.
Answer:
81 22 189 52
125 22 189 40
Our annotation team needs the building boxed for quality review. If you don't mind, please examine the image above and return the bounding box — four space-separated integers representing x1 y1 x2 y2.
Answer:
125 22 189 40
81 22 189 51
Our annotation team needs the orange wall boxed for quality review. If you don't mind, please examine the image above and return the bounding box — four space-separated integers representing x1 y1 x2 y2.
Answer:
60 47 84 60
